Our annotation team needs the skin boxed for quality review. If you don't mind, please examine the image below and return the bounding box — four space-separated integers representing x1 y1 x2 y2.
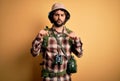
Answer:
53 10 66 28
39 9 78 39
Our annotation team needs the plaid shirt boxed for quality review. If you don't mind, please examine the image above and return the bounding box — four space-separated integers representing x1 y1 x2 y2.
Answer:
31 27 83 81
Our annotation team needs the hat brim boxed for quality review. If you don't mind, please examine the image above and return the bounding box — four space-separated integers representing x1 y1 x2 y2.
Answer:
49 8 70 18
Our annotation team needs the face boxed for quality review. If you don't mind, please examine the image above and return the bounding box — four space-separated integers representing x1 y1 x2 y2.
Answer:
53 10 66 27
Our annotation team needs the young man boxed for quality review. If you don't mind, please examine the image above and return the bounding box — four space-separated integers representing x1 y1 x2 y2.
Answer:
31 3 83 81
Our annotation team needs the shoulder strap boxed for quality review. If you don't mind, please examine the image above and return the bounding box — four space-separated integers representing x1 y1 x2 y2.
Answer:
42 26 50 48
65 27 73 46
66 27 72 34
51 30 68 60
42 26 73 59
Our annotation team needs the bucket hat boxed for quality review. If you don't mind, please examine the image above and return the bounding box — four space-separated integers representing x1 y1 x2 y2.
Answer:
52 3 69 12
48 3 70 23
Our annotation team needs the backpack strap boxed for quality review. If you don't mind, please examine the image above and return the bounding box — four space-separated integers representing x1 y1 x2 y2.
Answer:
41 26 50 48
66 27 72 34
65 27 73 47
42 26 73 49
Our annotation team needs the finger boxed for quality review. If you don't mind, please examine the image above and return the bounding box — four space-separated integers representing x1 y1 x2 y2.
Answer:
46 31 49 35
43 31 48 36
66 34 73 39
38 32 43 36
64 32 70 37
46 32 49 36
38 31 43 36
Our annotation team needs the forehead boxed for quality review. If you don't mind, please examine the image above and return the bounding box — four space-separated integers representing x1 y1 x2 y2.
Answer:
54 9 65 14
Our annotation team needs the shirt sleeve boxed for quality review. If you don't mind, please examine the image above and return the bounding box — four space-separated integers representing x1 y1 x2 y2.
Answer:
71 37 83 58
31 33 43 57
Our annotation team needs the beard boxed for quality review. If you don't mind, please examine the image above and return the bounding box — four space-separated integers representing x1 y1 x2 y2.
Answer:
53 19 66 27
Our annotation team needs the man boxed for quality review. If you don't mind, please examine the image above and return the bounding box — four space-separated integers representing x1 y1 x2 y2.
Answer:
31 3 83 81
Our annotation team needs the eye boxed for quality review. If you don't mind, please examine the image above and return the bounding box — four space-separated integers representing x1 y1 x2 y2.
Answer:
61 14 65 17
54 13 59 16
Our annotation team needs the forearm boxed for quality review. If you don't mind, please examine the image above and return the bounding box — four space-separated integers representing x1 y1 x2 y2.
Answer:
72 37 83 58
31 34 43 57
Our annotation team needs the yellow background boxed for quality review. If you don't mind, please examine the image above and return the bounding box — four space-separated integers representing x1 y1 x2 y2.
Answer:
0 0 120 81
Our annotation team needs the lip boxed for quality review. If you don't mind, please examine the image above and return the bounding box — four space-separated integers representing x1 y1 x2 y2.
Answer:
57 20 62 23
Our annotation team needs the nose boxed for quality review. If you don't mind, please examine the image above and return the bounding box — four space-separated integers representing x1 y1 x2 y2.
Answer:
58 15 61 20
58 14 63 19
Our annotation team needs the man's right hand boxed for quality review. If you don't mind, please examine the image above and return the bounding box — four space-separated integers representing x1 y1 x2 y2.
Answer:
38 29 48 37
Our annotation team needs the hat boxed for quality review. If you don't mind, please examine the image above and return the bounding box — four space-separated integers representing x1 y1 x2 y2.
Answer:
48 3 70 23
49 3 70 16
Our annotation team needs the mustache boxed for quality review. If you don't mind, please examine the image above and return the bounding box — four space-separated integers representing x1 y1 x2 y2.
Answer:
57 19 62 22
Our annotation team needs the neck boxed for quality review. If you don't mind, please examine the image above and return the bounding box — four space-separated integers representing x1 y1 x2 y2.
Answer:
53 25 64 33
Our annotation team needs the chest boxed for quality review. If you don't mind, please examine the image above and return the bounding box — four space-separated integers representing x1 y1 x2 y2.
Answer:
47 36 71 50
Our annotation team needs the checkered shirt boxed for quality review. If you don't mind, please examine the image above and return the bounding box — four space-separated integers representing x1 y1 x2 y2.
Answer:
31 27 83 81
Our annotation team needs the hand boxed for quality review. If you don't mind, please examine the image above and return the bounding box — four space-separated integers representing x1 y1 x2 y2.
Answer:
38 29 48 37
66 32 78 40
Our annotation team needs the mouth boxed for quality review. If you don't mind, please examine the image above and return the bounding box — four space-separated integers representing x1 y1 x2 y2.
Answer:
57 20 62 23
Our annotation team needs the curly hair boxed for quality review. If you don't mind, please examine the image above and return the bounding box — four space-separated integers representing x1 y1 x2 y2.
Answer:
48 9 70 23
